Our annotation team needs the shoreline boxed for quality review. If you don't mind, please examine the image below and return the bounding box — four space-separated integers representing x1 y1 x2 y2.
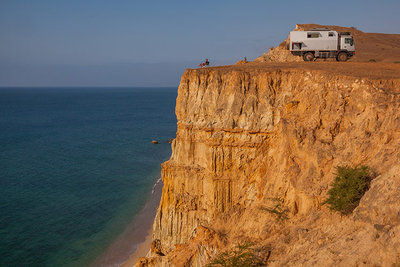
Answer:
121 227 153 267
92 178 163 267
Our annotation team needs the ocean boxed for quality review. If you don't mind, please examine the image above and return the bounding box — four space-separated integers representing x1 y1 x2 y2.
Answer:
0 87 177 267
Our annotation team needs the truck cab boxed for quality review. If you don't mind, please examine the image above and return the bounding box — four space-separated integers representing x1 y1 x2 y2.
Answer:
340 34 355 52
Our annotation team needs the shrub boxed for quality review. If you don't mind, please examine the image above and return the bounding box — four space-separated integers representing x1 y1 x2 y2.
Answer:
369 59 376 62
324 165 372 214
207 242 270 267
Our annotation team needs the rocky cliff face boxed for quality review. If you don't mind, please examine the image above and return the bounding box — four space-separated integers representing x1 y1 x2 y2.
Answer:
137 65 400 266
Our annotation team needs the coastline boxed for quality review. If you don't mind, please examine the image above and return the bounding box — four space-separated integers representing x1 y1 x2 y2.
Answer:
92 178 162 267
120 227 153 267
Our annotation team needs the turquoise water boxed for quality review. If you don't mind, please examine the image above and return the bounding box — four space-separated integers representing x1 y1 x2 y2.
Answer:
0 87 177 267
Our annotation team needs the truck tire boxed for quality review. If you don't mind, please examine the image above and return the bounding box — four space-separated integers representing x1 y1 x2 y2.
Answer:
337 52 348 62
303 52 314 62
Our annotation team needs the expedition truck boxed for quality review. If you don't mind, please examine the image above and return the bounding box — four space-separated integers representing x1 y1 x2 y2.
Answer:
289 28 355 61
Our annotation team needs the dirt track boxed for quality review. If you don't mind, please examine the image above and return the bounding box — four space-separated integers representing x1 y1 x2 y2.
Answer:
198 62 400 80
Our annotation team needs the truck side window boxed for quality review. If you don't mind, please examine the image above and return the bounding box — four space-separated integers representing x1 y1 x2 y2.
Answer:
329 32 334 37
307 33 320 38
345 38 354 45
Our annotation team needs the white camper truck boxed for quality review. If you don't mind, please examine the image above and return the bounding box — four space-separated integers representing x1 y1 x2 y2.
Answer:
289 28 355 61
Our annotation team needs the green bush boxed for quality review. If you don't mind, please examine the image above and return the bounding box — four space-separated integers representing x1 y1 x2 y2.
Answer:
324 165 372 214
207 242 270 267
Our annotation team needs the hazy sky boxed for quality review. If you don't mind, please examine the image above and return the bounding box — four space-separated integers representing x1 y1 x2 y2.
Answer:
1 0 399 87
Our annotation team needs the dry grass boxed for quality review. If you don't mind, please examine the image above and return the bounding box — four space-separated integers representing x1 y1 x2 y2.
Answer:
192 61 400 80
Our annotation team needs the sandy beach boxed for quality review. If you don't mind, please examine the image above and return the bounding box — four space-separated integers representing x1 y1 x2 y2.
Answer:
121 228 153 267
92 179 162 267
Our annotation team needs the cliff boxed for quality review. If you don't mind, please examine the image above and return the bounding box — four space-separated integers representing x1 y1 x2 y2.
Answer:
136 62 400 266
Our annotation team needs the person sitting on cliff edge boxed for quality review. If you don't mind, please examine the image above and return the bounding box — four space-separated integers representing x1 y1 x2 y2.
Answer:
198 58 210 68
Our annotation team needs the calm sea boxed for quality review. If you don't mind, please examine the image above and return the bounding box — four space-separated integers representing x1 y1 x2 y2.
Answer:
0 87 177 266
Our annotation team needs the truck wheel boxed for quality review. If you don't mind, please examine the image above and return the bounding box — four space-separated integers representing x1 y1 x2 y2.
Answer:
337 52 348 62
303 52 314 62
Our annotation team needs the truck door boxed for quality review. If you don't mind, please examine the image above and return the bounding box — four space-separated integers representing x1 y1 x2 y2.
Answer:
341 37 355 51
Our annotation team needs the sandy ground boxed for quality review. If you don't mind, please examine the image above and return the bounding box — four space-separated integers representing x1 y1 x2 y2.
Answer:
121 228 153 267
92 179 162 267
196 62 400 80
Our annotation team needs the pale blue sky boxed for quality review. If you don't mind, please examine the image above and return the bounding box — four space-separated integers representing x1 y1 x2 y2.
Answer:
1 0 399 86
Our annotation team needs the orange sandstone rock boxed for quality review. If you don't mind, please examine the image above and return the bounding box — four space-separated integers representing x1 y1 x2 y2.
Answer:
136 65 400 266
